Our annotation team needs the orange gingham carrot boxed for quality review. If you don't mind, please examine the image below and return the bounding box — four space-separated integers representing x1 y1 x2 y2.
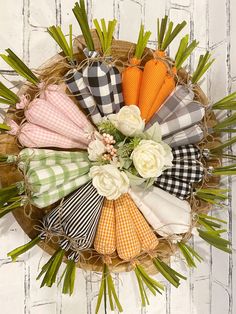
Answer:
94 199 116 256
115 194 141 261
124 194 159 251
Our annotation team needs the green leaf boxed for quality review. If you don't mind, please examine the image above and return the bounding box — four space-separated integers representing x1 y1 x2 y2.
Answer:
191 51 215 84
175 35 199 69
7 236 41 261
124 171 146 186
178 242 203 268
59 260 76 295
0 82 19 105
213 91 236 109
142 122 162 142
210 136 236 152
0 123 11 131
134 24 151 59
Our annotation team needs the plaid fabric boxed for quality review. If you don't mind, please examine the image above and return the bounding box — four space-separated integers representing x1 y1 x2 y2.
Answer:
31 173 90 208
27 162 90 195
155 175 192 199
65 69 102 125
59 181 104 251
125 194 159 251
109 65 124 111
160 101 205 137
172 144 201 160
163 159 205 183
25 98 90 145
146 85 194 127
40 84 91 130
114 194 141 261
7 120 88 149
129 186 191 236
17 148 88 171
94 199 116 256
164 124 204 148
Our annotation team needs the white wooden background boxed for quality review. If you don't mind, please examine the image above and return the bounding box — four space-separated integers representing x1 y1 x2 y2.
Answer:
0 0 236 313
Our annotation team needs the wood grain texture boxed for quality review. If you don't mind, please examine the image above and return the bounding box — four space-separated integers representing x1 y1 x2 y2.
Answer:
0 0 235 313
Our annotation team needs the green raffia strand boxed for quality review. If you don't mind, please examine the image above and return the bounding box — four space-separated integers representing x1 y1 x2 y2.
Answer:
195 188 228 204
95 264 123 313
157 15 187 51
0 49 39 85
196 213 231 253
0 82 19 105
59 259 76 295
212 91 236 110
210 136 236 152
37 248 65 288
93 18 117 56
175 35 199 69
72 1 95 51
152 257 186 288
134 264 164 307
212 163 236 176
134 24 151 59
191 51 215 84
177 242 203 268
47 25 74 62
0 184 21 206
0 123 11 131
7 236 41 261
213 112 236 130
0 201 23 218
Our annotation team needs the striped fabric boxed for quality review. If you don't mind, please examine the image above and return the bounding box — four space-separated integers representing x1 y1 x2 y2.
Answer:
94 199 116 256
114 194 141 261
59 181 104 252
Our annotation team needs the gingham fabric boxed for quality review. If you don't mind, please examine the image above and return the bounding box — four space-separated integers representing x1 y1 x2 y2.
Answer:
65 69 102 125
125 194 159 251
94 199 116 256
163 159 205 183
26 162 90 195
159 101 205 137
7 120 88 149
109 64 124 110
154 176 192 199
31 173 90 208
129 186 192 237
25 98 90 145
146 85 194 127
172 144 202 160
59 181 104 251
114 194 141 261
164 124 204 148
15 148 89 171
39 84 92 131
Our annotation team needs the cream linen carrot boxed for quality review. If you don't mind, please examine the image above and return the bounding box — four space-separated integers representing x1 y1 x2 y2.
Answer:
122 25 151 106
138 16 186 120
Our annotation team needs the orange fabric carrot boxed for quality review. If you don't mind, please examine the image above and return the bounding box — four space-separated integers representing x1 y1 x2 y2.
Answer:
122 25 151 106
94 199 116 256
145 34 198 122
138 16 187 120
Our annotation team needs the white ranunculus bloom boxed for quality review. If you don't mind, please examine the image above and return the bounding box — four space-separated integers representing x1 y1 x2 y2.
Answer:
131 139 173 178
108 105 145 137
89 164 129 200
88 139 106 161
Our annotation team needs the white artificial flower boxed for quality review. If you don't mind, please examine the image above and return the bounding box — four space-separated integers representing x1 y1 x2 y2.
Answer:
88 139 106 161
131 139 173 178
89 164 129 200
108 105 145 137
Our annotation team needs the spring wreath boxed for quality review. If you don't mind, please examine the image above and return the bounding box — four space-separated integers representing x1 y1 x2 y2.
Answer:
0 1 235 312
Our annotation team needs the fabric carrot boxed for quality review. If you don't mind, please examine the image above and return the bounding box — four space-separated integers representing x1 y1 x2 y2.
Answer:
146 34 198 121
122 25 151 106
138 16 186 120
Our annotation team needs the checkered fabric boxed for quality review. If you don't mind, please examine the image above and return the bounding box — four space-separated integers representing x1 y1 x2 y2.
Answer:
146 85 194 127
163 159 205 183
59 181 104 251
40 84 92 131
154 175 192 199
27 161 90 195
94 199 116 256
114 194 141 261
159 101 205 137
65 69 102 125
109 65 124 111
25 98 90 145
7 120 88 149
17 148 89 171
125 194 159 251
172 144 201 160
31 173 90 208
164 124 204 148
